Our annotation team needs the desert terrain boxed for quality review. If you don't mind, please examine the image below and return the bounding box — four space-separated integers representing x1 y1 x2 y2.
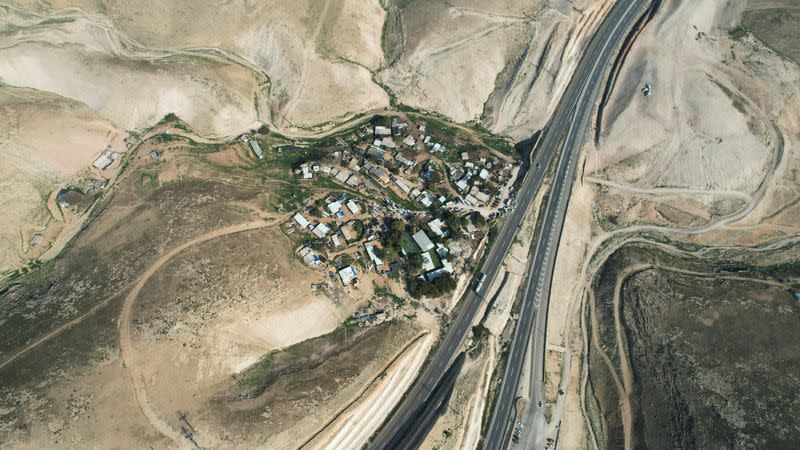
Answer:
539 0 800 448
0 0 799 448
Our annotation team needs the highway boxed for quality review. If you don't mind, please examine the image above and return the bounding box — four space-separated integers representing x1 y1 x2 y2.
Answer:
366 0 647 448
484 0 649 448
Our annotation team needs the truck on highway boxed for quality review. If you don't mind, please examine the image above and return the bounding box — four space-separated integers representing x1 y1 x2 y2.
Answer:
474 272 488 294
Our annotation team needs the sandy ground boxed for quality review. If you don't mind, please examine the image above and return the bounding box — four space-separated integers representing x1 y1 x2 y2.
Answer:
542 0 800 447
0 85 126 272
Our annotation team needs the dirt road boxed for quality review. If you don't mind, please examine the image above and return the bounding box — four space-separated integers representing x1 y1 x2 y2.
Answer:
118 218 284 445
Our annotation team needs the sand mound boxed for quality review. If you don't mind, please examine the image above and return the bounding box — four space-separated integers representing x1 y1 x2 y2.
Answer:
593 0 794 194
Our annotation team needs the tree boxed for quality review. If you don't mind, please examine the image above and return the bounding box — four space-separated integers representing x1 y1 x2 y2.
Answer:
407 275 457 298
471 212 486 227
407 253 423 272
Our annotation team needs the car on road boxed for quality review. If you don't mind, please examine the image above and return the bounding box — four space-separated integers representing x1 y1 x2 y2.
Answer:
538 400 544 408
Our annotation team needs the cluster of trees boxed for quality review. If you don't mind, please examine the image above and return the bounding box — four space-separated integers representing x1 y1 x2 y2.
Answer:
406 274 457 298
381 218 408 251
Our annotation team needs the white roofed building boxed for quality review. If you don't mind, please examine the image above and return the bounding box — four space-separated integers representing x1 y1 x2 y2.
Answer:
346 200 361 215
327 201 342 215
421 251 436 271
394 179 411 195
428 218 445 237
338 266 358 285
312 223 331 238
412 230 435 251
293 213 310 228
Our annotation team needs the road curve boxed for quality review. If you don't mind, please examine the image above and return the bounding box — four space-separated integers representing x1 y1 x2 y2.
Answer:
366 1 647 448
484 0 649 448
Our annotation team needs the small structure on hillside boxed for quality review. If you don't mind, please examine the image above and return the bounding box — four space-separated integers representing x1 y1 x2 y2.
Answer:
250 140 264 159
93 150 116 170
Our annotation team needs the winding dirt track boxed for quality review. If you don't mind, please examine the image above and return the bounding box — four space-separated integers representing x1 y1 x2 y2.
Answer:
612 264 650 450
116 218 283 445
566 122 788 449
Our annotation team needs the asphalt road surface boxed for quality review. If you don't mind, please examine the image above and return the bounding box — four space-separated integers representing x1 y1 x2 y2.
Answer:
366 0 646 448
483 0 649 448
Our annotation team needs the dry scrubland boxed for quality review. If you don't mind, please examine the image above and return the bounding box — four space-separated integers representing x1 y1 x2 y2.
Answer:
0 131 425 448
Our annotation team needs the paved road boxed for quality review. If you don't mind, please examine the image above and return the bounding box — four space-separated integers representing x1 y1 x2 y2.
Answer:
366 89 554 450
366 0 646 448
484 0 649 448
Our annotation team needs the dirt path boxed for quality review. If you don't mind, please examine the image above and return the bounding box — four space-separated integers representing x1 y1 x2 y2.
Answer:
584 176 753 202
561 119 787 449
0 289 127 370
588 286 633 442
118 218 284 445
281 0 332 123
612 264 651 450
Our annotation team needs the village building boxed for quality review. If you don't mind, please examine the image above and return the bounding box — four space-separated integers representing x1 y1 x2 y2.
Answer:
374 125 391 136
421 251 436 271
395 179 411 195
366 146 386 160
330 232 344 248
340 221 361 242
474 191 491 204
298 247 321 266
346 200 361 215
312 223 331 238
338 266 358 285
370 166 391 184
294 212 310 228
365 243 384 269
327 201 342 215
381 137 396 148
417 193 433 208
396 151 416 167
428 218 445 237
250 140 264 159
93 150 116 170
335 168 351 183
412 230 435 252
